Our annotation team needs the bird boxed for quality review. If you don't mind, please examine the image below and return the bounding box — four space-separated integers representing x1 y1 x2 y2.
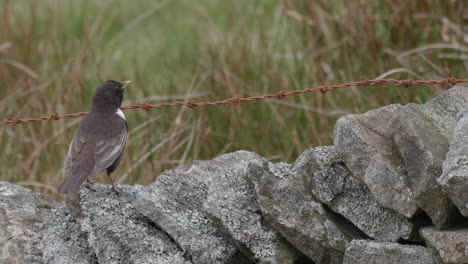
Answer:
57 80 132 194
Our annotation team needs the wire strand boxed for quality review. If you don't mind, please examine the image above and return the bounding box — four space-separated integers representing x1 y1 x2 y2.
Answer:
1 77 466 126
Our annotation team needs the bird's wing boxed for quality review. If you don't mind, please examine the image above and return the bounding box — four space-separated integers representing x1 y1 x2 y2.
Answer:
92 128 128 174
58 115 128 194
58 132 94 193
58 130 127 194
62 133 87 179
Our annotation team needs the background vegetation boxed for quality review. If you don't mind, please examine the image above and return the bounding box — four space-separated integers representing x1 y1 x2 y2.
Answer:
1 0 467 199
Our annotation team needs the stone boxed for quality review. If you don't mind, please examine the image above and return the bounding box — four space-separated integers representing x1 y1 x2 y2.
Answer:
439 107 468 217
295 146 414 241
70 183 190 264
199 151 303 263
343 239 441 264
390 104 458 228
248 161 350 264
364 155 415 216
421 226 468 263
0 181 57 264
41 205 97 264
131 169 244 264
333 104 418 218
419 85 468 137
334 85 468 228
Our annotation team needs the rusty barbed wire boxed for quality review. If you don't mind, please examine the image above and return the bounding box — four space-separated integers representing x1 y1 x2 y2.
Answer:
1 77 467 126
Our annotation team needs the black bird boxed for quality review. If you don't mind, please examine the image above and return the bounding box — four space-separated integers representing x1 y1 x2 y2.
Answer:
57 80 131 194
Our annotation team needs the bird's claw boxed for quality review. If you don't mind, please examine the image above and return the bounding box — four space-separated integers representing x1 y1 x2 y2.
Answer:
111 185 120 196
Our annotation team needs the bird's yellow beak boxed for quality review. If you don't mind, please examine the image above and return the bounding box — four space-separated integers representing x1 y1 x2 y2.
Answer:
122 81 132 89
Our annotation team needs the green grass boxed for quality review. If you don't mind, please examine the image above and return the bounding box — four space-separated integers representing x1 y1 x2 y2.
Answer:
1 0 467 199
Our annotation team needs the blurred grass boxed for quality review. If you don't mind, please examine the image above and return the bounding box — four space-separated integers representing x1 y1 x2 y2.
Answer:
0 0 467 198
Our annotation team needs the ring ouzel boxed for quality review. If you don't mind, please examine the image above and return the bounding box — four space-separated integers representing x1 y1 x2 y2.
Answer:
57 80 131 194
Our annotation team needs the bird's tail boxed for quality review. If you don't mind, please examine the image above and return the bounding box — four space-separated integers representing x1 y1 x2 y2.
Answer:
57 170 88 194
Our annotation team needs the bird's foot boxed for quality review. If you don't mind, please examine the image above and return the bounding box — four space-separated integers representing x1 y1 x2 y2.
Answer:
110 185 120 196
85 179 96 192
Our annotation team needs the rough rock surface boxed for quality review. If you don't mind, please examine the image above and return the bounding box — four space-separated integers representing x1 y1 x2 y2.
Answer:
294 146 414 241
333 104 417 218
390 105 458 228
0 182 57 264
421 226 468 263
439 107 468 217
131 169 243 264
197 151 304 263
333 85 468 228
249 161 351 264
2 85 468 263
69 184 190 264
343 240 442 264
41 205 97 264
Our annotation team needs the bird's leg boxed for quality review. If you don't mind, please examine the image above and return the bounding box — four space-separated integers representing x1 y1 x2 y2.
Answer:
106 172 119 195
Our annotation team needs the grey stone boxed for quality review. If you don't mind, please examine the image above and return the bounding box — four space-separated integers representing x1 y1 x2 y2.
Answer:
71 183 190 264
296 146 414 241
390 104 458 228
364 154 415 216
333 104 418 218
131 169 243 264
248 161 350 264
421 226 468 263
41 205 97 264
420 85 468 138
334 85 468 227
343 240 441 264
0 181 57 264
439 107 468 217
199 151 303 263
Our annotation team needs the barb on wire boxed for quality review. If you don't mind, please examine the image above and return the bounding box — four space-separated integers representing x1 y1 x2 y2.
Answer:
1 77 467 126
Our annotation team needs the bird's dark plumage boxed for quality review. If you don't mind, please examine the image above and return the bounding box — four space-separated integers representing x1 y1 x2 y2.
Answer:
57 80 131 194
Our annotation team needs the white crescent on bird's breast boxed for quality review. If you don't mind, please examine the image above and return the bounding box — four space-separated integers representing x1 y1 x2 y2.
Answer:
116 108 126 120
